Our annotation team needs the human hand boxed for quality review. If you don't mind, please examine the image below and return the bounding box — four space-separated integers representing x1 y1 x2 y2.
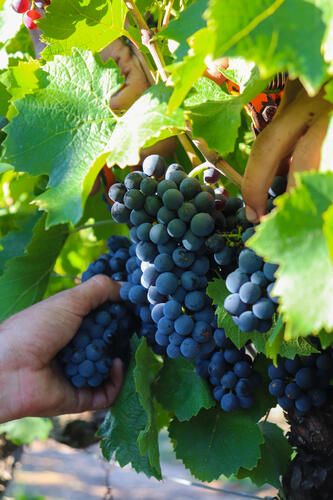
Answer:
0 275 124 423
241 80 332 222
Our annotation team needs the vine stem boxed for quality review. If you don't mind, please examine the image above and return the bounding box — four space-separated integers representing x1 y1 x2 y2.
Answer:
193 138 243 188
162 0 174 28
123 0 243 189
124 0 168 82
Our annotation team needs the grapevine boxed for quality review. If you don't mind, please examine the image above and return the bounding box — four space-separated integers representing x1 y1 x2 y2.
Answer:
0 0 333 499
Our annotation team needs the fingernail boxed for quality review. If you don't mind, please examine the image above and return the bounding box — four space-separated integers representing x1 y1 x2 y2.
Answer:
245 206 259 223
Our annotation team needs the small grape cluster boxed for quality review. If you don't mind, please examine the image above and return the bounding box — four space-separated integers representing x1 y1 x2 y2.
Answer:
82 235 131 283
223 236 279 333
268 352 333 414
222 176 287 333
58 300 136 388
109 155 230 359
11 0 49 30
196 328 261 411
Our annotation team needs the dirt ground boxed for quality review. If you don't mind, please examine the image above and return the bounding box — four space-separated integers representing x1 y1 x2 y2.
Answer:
3 430 278 500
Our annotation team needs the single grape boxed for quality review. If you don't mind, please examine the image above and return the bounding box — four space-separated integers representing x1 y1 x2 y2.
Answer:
172 247 195 268
239 282 262 304
224 294 247 316
179 177 201 200
295 367 315 389
155 272 178 296
23 9 42 29
140 177 157 195
144 195 162 216
182 230 204 252
190 213 215 237
154 253 174 273
238 249 263 274
149 224 169 245
174 314 194 336
178 202 197 222
157 206 176 224
252 298 275 320
221 393 240 411
162 189 184 210
124 171 144 190
226 269 249 293
167 218 187 238
184 290 206 311
123 189 145 210
12 0 30 13
295 394 312 413
157 179 178 198
180 337 200 359
111 202 130 223
163 300 182 320
142 154 166 178
269 379 285 397
203 166 221 184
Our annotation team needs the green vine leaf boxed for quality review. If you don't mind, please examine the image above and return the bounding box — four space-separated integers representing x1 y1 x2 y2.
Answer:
187 60 266 155
97 337 162 480
0 211 41 274
0 417 53 445
169 408 263 481
160 0 208 59
3 49 123 227
39 0 127 60
237 422 292 489
0 215 68 322
249 171 333 339
206 0 328 94
107 84 186 168
154 357 215 421
134 338 162 475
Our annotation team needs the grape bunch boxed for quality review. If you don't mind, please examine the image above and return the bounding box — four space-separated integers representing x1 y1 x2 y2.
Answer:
268 352 333 414
196 327 261 411
109 155 235 359
58 300 136 388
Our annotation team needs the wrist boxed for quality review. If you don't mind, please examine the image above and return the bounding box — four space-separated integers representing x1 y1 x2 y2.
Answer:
0 328 21 423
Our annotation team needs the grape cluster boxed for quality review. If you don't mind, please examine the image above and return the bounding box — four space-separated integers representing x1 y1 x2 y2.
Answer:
196 328 261 411
223 235 279 333
268 353 333 414
58 300 136 388
110 155 232 359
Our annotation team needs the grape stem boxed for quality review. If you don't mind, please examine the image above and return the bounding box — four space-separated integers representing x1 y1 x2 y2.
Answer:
123 0 168 82
192 138 243 188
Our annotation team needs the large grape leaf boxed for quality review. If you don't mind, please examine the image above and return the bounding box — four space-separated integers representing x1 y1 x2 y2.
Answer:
0 418 53 445
0 215 68 322
154 357 215 421
3 49 123 227
187 60 266 155
169 408 263 481
134 338 162 475
97 337 162 479
249 171 333 339
39 0 127 60
167 28 214 114
206 0 328 94
237 422 291 488
106 83 186 167
160 0 208 59
0 211 41 274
